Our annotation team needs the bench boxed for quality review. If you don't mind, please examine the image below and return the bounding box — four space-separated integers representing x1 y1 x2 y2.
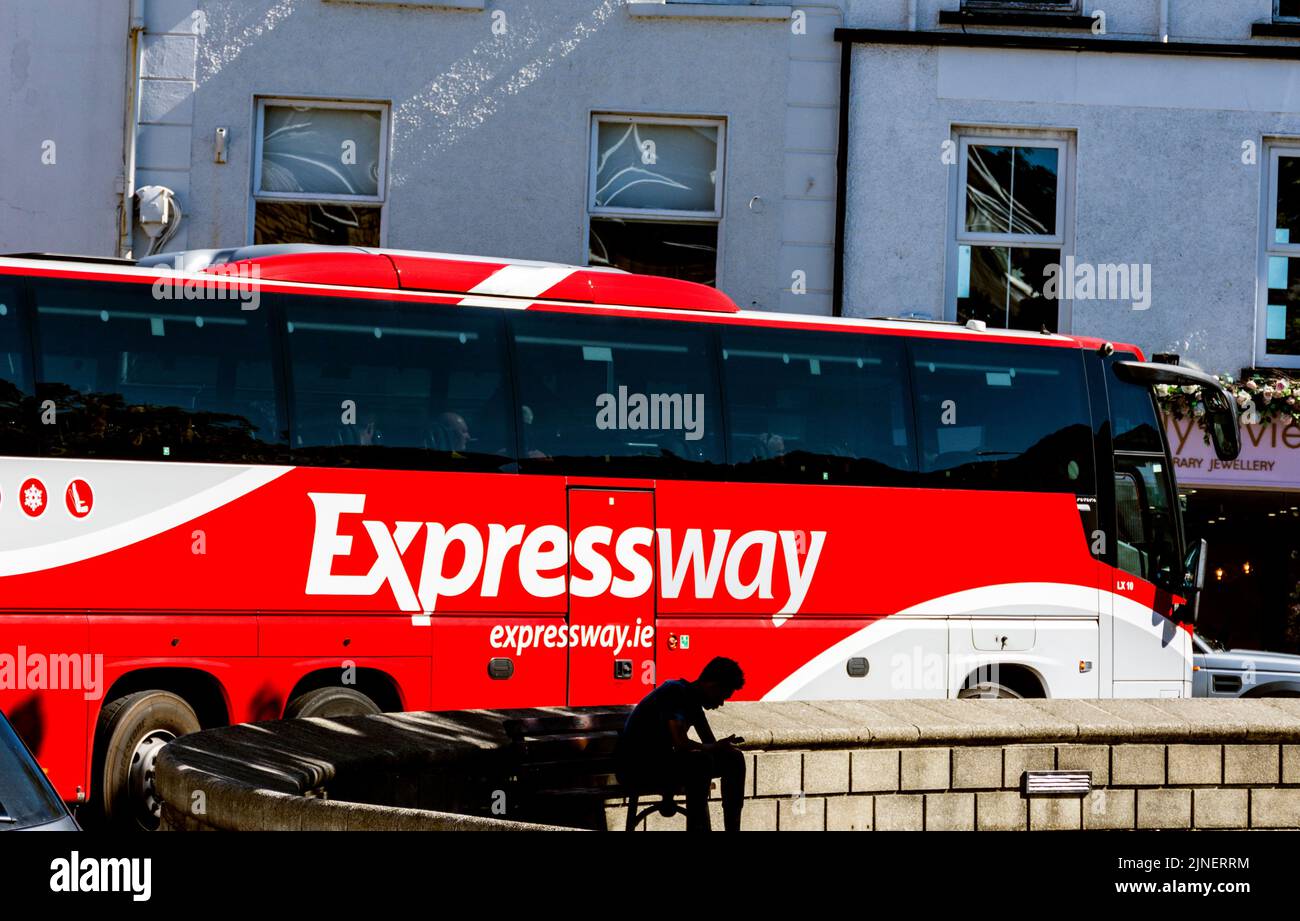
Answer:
503 710 690 831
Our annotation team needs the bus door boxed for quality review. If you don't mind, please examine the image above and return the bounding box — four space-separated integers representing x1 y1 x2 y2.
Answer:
1104 353 1192 696
566 487 656 706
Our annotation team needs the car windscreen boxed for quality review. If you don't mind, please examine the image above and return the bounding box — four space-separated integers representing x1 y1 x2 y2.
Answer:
0 716 69 830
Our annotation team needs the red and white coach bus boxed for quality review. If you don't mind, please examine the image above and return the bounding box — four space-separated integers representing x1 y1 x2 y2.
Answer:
0 246 1239 827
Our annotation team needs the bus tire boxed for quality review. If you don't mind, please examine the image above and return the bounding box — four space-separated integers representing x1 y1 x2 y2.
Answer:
94 690 201 832
283 686 381 719
957 682 1024 700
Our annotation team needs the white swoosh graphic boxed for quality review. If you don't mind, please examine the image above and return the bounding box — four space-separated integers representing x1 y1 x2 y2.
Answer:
0 466 291 577
762 582 1187 701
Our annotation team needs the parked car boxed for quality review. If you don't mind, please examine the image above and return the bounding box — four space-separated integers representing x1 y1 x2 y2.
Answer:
1193 633 1300 698
0 711 79 831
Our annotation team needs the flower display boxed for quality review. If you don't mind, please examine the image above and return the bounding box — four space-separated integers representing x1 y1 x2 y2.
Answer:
1157 372 1298 432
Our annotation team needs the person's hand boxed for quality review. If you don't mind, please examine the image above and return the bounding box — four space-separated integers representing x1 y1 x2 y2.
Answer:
708 735 744 751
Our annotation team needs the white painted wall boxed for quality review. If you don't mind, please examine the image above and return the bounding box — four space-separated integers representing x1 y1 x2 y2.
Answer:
841 0 1300 376
1 1 130 257
175 0 832 314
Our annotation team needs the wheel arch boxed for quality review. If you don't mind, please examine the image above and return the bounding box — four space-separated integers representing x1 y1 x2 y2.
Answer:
1240 679 1300 698
100 666 231 730
285 667 403 714
957 662 1048 698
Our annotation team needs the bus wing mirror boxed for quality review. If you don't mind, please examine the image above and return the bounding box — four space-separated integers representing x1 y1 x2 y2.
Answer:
1113 361 1241 462
1182 537 1208 624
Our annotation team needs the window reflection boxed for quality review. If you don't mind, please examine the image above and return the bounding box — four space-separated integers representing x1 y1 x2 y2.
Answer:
965 144 1058 236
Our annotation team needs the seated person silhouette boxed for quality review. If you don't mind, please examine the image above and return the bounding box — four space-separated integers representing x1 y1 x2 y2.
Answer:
357 413 382 447
518 403 554 461
615 657 747 832
755 432 786 460
426 411 472 455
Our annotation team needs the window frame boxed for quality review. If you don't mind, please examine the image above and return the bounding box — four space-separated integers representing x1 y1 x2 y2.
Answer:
249 96 391 246
1112 453 1183 592
955 136 1068 248
717 323 919 486
587 113 727 222
1277 0 1300 23
584 112 727 285
946 130 1075 331
508 308 727 478
276 291 518 472
1256 142 1300 369
30 277 287 463
906 336 1096 495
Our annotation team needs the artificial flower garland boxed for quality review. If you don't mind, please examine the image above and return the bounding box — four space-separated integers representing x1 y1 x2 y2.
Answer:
1157 373 1297 429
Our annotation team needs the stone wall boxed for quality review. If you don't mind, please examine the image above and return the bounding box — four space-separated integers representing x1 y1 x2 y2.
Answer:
155 698 1300 831
606 741 1300 831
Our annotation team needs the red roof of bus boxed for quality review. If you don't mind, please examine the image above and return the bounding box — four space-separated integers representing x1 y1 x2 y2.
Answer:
0 249 1145 355
203 250 742 314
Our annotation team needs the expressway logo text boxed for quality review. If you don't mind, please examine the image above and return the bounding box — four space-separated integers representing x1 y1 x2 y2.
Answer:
304 492 825 617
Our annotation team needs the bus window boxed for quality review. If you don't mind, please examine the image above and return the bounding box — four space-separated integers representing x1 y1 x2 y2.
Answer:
719 326 916 484
33 280 283 463
910 339 1095 493
0 285 34 457
281 295 515 472
510 312 724 477
1107 352 1164 452
1115 456 1180 588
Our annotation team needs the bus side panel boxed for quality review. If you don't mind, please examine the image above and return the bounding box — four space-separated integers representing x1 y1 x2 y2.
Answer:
90 614 257 657
0 614 90 801
429 615 567 711
0 462 571 616
656 616 949 701
653 481 1101 619
259 614 431 659
1108 576 1193 697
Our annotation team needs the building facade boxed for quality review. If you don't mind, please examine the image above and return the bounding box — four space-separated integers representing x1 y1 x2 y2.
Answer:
13 1 1300 378
5 0 846 317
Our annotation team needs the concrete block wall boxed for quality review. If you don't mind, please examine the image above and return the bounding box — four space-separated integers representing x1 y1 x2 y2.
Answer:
604 742 1300 831
152 699 1300 832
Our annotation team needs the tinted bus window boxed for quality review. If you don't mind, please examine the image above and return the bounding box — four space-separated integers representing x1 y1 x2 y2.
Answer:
33 281 283 462
0 285 34 456
910 339 1094 493
510 312 724 477
1107 352 1164 453
720 326 916 484
282 295 514 471
1115 455 1179 587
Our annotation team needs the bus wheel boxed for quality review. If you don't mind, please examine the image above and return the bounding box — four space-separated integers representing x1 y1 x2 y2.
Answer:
95 691 201 831
283 687 381 719
957 682 1024 699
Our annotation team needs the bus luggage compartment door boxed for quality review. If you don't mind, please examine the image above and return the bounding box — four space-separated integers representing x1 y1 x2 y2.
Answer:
949 618 1099 698
566 488 656 707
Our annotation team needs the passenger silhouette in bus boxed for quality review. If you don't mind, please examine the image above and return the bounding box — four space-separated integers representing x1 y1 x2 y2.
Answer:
519 403 551 460
426 411 473 455
358 412 382 447
755 431 786 459
615 657 747 831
